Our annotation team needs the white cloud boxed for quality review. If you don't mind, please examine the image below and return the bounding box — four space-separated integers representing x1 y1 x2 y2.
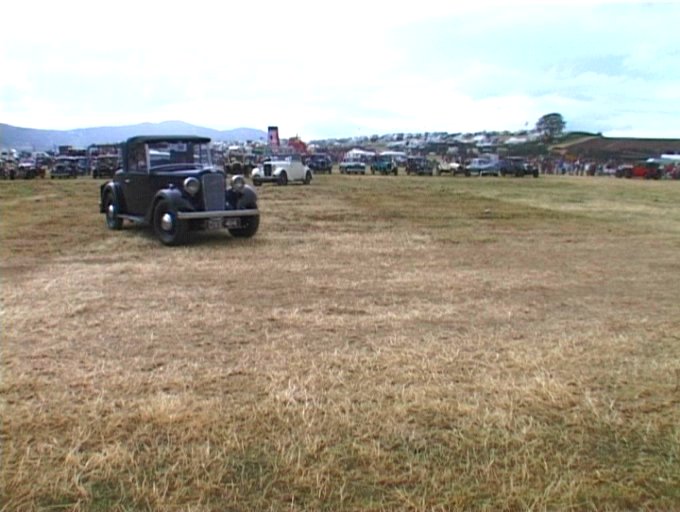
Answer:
1 0 679 138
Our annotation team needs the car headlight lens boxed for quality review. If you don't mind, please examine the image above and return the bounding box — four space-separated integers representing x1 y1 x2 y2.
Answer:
183 177 200 195
231 174 246 192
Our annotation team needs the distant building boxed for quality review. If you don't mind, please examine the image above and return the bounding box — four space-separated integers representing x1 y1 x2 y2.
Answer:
551 136 680 162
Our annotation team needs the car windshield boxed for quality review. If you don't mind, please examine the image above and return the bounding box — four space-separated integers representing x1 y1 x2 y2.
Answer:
147 141 212 170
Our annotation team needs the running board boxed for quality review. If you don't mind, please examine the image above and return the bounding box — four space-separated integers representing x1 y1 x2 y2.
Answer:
118 214 145 224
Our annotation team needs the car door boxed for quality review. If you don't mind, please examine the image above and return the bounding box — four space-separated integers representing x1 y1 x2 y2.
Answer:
120 147 153 216
290 154 305 180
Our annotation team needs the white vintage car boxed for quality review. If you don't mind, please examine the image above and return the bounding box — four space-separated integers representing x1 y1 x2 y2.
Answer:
251 154 312 186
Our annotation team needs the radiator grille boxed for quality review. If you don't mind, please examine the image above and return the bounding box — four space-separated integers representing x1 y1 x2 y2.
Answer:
202 173 225 211
264 163 272 177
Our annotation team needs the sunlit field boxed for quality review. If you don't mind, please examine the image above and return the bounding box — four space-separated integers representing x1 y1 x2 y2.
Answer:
1 173 679 511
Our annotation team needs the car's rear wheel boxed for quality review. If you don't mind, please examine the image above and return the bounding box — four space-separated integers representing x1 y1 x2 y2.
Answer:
153 199 188 246
304 171 312 185
104 193 123 230
278 172 288 186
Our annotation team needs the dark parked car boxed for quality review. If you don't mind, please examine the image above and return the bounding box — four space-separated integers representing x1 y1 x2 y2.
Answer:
99 135 259 245
15 160 38 179
50 156 79 179
371 155 398 175
499 157 539 178
307 153 333 174
92 155 120 179
405 156 437 176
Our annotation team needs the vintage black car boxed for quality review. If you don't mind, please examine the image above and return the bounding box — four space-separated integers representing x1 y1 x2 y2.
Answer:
405 156 437 176
50 156 79 179
92 155 120 179
99 135 259 245
307 153 333 174
499 157 539 178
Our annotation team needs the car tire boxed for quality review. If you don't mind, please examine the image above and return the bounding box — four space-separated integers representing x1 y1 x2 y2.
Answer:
104 193 124 230
253 178 262 187
304 171 312 185
153 199 188 246
278 172 288 186
229 207 260 238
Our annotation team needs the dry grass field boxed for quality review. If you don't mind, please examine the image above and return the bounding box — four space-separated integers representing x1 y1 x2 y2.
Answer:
1 173 679 511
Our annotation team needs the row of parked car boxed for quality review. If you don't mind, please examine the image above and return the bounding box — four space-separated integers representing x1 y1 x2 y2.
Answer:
0 154 122 180
331 155 539 178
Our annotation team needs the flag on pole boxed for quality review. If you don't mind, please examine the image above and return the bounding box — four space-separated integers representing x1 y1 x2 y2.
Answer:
268 126 280 148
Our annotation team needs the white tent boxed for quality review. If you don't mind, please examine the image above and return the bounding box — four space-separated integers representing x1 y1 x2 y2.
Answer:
345 148 375 160
379 150 407 157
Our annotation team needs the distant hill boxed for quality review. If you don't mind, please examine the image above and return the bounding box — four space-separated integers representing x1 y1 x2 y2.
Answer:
0 121 267 151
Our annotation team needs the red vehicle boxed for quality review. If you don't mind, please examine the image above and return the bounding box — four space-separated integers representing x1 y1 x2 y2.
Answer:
615 161 662 179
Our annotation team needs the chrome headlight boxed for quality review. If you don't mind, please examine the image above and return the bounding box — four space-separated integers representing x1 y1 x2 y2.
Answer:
230 174 246 192
183 177 200 195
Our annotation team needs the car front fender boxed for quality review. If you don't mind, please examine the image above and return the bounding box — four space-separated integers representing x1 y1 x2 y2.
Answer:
227 185 258 209
239 185 258 208
100 181 125 213
147 188 194 223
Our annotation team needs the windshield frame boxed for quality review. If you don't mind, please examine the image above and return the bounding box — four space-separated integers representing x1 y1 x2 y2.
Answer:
145 140 213 172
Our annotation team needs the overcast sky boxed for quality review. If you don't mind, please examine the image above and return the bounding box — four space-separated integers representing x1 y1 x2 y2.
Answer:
1 0 679 140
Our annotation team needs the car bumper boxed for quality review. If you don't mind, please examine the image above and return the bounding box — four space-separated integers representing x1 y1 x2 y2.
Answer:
252 175 280 182
177 208 259 220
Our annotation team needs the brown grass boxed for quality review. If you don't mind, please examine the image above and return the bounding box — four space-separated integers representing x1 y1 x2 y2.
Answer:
1 174 679 511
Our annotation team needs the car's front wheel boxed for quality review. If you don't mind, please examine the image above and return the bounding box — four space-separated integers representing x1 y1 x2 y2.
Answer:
104 193 123 230
277 172 288 186
153 199 188 246
229 208 260 238
303 171 312 185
